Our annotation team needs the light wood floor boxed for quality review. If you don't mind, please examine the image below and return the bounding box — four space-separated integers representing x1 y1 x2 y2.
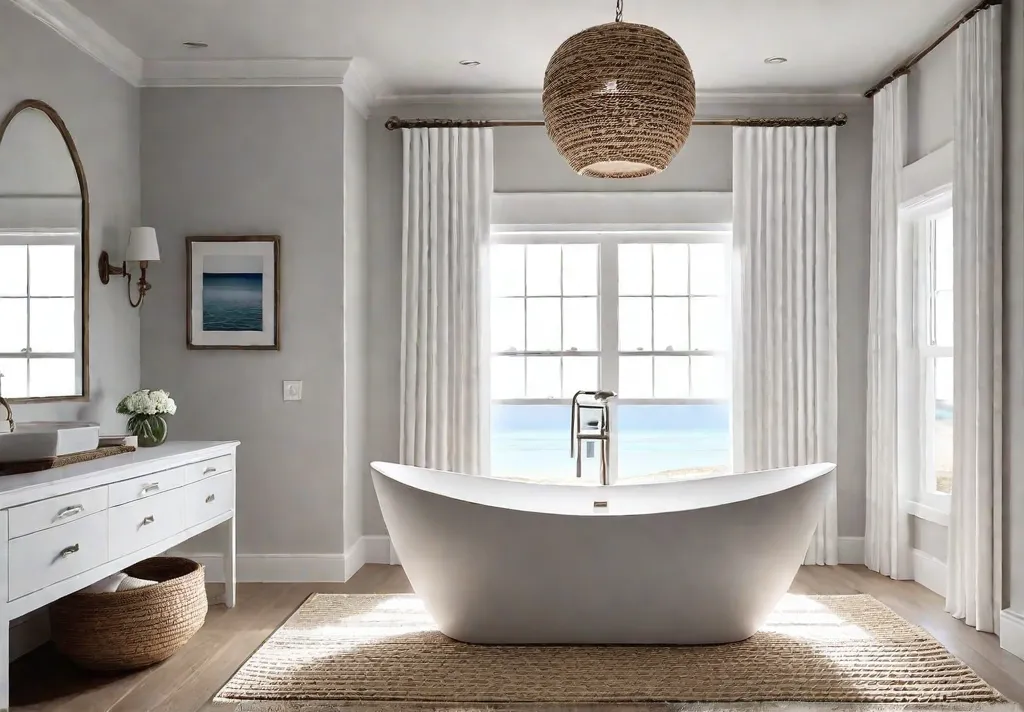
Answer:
10 564 1024 711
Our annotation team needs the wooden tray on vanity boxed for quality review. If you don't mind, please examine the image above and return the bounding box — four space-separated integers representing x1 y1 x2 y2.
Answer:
0 445 136 477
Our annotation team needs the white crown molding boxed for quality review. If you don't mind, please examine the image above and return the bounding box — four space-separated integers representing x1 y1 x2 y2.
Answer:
143 57 394 109
142 58 359 88
10 0 143 86
342 58 388 119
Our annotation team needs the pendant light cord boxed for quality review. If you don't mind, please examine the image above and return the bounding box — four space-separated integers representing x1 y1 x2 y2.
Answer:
615 0 623 22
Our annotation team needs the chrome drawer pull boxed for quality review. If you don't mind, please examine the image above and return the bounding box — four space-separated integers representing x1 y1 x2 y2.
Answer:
205 494 216 504
141 483 160 496
142 515 155 526
59 543 80 558
55 505 84 520
203 466 217 475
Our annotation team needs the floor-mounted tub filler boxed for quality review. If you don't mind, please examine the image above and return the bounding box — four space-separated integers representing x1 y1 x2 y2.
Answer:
370 459 836 645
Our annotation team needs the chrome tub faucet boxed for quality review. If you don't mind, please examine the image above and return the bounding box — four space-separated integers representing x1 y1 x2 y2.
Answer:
0 371 14 433
570 390 617 485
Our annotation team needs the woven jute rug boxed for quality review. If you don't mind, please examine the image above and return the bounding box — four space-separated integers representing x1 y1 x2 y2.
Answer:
217 594 1014 711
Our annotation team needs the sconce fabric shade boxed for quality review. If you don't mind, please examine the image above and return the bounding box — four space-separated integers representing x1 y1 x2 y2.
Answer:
126 227 160 262
542 21 696 179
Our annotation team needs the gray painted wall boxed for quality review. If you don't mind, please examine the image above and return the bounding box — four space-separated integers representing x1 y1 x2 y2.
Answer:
342 97 369 553
365 100 872 540
907 34 956 164
1004 0 1024 612
0 109 80 195
140 87 348 557
0 0 140 431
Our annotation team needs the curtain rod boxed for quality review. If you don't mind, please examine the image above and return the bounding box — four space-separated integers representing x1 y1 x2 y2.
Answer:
864 0 1002 99
385 114 848 130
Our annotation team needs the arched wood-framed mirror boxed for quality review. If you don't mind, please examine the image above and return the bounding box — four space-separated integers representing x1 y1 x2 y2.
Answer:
0 100 90 403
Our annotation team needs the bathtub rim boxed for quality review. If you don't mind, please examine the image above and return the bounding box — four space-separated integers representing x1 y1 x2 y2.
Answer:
370 460 836 517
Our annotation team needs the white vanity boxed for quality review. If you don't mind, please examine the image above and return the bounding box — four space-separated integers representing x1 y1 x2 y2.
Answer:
0 441 238 710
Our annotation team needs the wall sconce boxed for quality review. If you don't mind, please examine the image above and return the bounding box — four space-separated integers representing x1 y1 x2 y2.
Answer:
98 227 161 308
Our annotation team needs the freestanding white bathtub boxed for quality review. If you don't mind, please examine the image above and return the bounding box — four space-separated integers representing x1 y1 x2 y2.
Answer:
370 461 836 645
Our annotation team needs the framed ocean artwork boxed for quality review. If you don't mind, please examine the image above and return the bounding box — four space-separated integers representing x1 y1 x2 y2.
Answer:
186 235 281 350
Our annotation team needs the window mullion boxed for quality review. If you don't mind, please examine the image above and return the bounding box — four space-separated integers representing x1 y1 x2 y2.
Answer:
599 241 618 393
600 240 619 483
24 246 32 396
649 246 656 395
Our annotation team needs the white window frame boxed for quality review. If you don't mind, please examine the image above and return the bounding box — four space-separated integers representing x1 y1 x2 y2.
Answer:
489 223 732 482
899 188 953 518
0 228 84 400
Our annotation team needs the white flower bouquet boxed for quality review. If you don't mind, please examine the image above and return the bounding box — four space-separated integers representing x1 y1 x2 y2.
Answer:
117 389 177 447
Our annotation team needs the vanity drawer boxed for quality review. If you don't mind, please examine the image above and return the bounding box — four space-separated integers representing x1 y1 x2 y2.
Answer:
9 511 109 601
108 467 186 507
108 488 185 560
8 487 109 540
185 472 233 528
185 455 233 484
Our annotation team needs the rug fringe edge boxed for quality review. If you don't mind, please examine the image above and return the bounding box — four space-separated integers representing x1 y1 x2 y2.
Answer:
227 700 1021 712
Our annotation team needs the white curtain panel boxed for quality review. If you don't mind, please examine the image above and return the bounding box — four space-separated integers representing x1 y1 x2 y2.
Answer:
865 77 913 580
732 126 840 566
399 127 494 475
946 5 1003 633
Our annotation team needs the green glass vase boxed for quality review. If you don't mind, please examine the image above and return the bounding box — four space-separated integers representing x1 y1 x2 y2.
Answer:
127 414 168 448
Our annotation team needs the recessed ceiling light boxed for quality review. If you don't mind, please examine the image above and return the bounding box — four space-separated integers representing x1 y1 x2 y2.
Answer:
459 60 481 67
764 56 788 65
183 41 209 49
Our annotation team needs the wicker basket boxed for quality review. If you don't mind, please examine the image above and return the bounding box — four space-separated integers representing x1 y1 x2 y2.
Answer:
50 557 207 671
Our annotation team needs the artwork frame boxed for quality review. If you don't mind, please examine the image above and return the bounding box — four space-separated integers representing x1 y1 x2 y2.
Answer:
186 235 281 350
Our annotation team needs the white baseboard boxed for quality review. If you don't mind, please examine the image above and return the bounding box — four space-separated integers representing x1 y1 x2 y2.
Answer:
175 535 397 584
838 536 864 565
181 553 348 583
1001 608 1024 662
363 535 393 565
912 548 947 597
343 538 367 582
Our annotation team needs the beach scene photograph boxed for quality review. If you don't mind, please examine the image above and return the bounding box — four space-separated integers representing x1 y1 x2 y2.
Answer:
201 254 264 332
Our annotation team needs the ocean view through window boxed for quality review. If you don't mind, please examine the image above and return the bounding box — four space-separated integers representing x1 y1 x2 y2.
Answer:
489 228 732 483
898 188 953 511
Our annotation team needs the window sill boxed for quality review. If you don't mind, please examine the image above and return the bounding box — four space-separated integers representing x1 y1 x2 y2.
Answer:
906 499 950 527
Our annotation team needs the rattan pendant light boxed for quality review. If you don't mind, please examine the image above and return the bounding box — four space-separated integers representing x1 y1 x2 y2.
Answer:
542 0 696 179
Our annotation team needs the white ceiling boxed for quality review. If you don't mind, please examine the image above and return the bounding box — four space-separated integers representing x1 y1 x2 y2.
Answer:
64 0 974 97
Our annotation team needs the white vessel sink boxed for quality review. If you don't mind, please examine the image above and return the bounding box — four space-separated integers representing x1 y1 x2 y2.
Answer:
0 422 100 463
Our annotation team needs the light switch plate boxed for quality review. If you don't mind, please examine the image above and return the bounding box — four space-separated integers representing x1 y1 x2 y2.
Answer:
283 380 303 401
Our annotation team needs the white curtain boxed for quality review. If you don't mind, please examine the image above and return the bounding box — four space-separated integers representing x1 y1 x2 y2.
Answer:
399 127 494 475
732 126 839 566
865 77 913 580
946 5 1002 633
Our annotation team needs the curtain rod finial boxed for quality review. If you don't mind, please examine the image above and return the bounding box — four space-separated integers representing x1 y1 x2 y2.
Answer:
385 116 401 131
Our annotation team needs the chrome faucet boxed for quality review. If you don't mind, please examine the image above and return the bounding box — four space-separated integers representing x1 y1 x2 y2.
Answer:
0 371 14 433
570 390 617 485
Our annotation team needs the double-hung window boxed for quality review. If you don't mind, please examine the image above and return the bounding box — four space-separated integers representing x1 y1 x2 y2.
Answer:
900 190 953 512
0 231 82 399
489 229 731 483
